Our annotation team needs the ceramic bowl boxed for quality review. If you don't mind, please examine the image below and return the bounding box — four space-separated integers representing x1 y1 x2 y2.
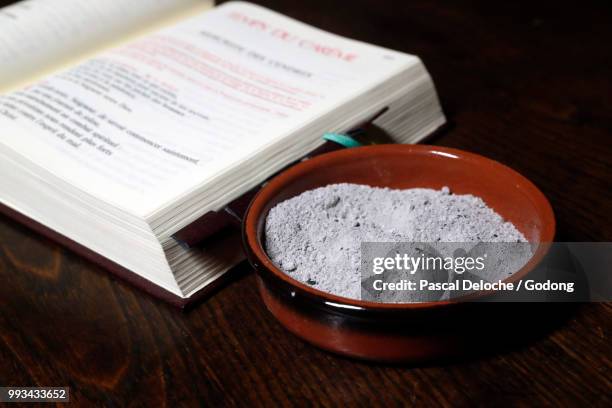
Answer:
242 144 555 362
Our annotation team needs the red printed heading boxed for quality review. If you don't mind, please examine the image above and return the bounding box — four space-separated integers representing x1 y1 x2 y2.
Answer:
227 11 358 62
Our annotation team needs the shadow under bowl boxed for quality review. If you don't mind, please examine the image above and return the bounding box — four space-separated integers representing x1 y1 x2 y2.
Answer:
242 144 555 362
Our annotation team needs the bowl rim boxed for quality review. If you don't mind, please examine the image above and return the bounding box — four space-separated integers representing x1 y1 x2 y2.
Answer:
243 144 556 311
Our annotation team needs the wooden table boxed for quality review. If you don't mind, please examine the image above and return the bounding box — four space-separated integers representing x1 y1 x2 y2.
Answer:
1 0 611 405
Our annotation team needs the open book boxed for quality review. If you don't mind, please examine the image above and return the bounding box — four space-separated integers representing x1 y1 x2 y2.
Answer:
0 0 445 306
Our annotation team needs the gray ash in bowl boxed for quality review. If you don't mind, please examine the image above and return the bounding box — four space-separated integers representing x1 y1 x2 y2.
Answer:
264 183 530 301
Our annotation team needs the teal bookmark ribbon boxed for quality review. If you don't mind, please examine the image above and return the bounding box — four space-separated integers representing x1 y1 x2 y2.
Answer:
322 132 364 148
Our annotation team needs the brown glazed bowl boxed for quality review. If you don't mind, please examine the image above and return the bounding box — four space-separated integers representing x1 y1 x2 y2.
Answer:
242 145 555 363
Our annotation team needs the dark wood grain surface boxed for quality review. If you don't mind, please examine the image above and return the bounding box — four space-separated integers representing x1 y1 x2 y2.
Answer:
1 0 611 406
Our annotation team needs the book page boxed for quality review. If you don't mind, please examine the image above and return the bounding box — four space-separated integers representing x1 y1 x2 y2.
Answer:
0 0 212 92
0 1 419 217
